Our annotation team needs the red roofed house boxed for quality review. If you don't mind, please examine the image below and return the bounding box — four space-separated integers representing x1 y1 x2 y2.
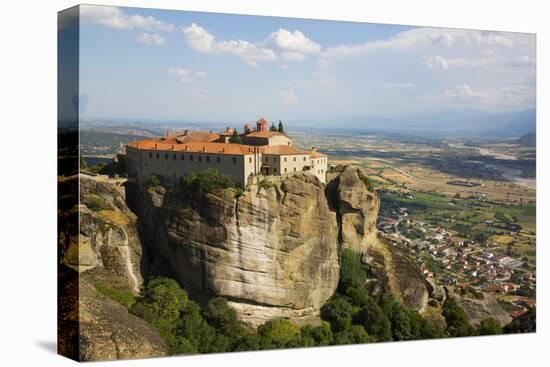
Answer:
123 118 328 187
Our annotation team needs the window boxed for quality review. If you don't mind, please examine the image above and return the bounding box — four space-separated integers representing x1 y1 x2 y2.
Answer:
198 156 202 162
249 157 252 163
149 152 152 159
190 155 194 161
274 168 277 173
273 157 277 162
156 152 160 159
206 156 210 162
233 157 237 164
181 154 185 160
293 167 296 172
173 153 176 160
284 168 287 173
303 157 306 161
293 157 296 162
164 153 168 160
217 156 221 163
284 157 287 162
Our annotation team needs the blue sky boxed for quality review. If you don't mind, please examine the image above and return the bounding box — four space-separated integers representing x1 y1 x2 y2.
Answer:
78 5 536 124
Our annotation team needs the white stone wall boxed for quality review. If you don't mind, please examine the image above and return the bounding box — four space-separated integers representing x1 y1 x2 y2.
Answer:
279 154 311 175
310 157 328 183
126 147 259 187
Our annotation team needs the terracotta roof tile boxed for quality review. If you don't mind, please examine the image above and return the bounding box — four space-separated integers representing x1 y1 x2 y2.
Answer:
245 130 287 138
262 145 309 155
127 140 262 155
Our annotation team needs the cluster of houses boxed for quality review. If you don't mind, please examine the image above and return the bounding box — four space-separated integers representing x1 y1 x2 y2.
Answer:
377 195 535 315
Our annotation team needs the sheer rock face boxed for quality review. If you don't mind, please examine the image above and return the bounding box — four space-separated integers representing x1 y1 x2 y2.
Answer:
326 166 381 253
135 173 340 327
327 166 429 313
75 177 143 291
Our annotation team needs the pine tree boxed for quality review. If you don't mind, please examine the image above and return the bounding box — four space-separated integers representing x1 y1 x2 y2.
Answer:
229 129 242 143
278 120 284 133
270 123 277 131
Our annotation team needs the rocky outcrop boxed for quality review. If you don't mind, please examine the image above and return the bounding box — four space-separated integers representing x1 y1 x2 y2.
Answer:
326 167 380 253
73 176 143 291
133 173 339 327
447 288 512 326
327 167 429 313
58 175 167 360
77 276 166 361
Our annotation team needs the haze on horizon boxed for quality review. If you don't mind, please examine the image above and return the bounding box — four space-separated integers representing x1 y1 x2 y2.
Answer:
78 5 536 127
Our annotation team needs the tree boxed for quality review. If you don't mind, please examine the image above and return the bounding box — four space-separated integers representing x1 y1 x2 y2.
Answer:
354 298 392 341
229 129 242 143
203 297 246 341
278 120 284 133
442 297 477 337
339 249 368 291
345 287 370 308
332 325 373 345
257 319 303 349
477 318 503 336
270 123 277 131
321 295 354 332
503 307 536 334
300 322 333 346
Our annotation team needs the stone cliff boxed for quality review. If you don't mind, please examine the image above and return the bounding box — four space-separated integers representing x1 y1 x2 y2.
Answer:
128 166 430 326
131 173 340 327
326 167 429 313
58 176 167 361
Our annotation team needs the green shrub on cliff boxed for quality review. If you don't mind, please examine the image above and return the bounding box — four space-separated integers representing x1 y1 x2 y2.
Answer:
94 281 136 308
167 169 237 207
477 318 502 335
147 174 161 188
338 249 368 291
442 297 477 337
83 194 110 212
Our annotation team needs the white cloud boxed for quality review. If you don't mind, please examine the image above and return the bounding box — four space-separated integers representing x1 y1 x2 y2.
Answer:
510 55 536 67
279 88 299 104
182 23 277 67
80 5 175 32
137 32 166 45
264 29 321 61
425 55 496 69
168 67 206 82
320 27 515 62
445 83 485 100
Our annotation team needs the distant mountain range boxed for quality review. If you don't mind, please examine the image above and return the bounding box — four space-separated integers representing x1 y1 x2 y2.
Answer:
518 132 536 147
304 109 536 138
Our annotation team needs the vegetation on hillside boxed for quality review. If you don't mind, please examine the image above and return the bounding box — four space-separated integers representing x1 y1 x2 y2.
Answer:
96 247 533 355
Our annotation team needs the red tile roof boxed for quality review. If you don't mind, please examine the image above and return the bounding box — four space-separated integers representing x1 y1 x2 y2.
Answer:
127 140 262 155
262 145 309 155
245 130 288 138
